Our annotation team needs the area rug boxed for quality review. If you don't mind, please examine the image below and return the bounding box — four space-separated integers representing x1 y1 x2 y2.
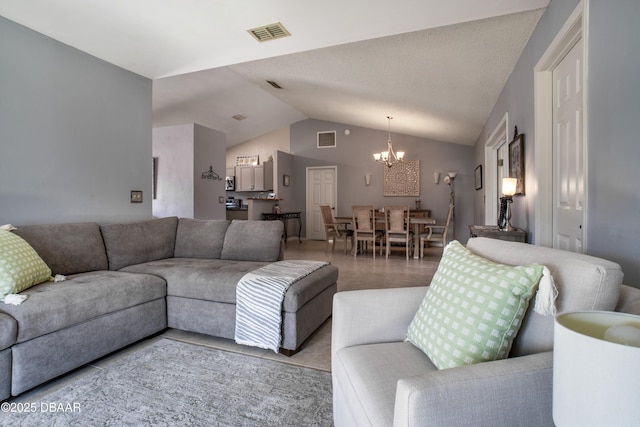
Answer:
3 339 333 426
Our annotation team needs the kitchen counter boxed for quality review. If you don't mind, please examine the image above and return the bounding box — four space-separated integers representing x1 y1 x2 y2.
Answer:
246 198 284 221
226 208 248 221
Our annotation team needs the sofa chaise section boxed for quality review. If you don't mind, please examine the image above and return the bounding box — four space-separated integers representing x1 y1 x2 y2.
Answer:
116 218 339 354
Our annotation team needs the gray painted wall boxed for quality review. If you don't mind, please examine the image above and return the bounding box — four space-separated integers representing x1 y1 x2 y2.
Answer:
586 0 640 285
290 119 475 242
193 124 226 219
474 0 640 286
0 16 152 225
152 124 195 218
152 124 227 220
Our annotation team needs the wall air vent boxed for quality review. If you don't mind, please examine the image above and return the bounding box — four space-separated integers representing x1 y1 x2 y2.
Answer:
247 22 291 42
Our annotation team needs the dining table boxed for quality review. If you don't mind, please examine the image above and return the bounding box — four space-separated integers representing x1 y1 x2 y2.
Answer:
335 213 435 259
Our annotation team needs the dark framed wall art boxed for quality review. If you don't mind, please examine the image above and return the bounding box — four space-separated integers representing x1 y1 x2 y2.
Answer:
475 165 483 190
509 132 525 195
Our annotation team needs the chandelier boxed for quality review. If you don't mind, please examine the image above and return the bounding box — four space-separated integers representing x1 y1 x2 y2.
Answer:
373 116 405 167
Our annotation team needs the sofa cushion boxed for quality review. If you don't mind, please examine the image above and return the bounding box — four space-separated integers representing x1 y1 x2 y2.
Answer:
0 229 52 299
220 220 283 262
407 241 543 369
121 258 270 304
0 271 166 343
100 217 178 270
466 237 623 356
174 218 229 259
333 342 436 427
15 222 109 274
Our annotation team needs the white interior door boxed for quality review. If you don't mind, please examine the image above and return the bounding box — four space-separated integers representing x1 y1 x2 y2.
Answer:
553 38 584 252
306 166 337 240
484 113 508 225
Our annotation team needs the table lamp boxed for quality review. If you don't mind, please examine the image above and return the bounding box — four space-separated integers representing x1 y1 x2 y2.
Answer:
553 311 640 426
501 178 517 231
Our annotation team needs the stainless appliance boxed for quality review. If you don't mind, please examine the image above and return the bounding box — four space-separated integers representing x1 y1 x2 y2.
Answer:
225 197 241 209
225 176 235 191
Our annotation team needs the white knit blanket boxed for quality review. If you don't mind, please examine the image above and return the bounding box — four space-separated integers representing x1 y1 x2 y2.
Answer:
235 260 329 352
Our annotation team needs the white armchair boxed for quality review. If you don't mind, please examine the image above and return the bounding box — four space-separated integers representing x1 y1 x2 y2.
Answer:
332 238 637 426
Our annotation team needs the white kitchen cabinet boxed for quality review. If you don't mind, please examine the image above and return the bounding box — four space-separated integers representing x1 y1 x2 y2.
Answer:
235 161 273 192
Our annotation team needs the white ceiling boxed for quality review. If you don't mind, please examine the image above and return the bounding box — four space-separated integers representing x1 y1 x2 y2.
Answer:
0 0 548 146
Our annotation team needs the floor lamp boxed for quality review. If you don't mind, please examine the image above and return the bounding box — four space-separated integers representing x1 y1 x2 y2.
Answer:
444 171 457 240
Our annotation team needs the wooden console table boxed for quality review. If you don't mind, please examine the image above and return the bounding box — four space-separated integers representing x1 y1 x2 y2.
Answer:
469 225 527 243
262 212 302 242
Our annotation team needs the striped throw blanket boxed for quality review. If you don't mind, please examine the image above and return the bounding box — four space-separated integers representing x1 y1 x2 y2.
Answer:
235 260 329 352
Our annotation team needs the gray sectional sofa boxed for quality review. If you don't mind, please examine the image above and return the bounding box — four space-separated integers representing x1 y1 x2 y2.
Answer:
0 217 338 399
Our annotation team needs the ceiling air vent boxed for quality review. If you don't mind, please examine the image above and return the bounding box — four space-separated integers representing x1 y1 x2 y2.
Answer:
232 114 247 121
266 80 282 89
247 22 291 42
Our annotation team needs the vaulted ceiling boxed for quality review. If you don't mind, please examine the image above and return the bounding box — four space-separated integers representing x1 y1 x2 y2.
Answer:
0 0 548 146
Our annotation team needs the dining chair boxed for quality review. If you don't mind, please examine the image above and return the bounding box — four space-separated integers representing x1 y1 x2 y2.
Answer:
351 205 383 258
419 202 454 257
383 206 412 259
320 205 353 254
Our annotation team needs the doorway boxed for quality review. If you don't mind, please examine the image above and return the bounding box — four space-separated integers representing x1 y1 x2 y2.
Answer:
306 166 338 240
552 37 584 252
484 113 509 225
534 1 587 251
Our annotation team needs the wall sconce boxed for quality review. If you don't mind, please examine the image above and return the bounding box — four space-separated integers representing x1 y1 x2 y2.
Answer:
364 173 372 186
433 172 440 184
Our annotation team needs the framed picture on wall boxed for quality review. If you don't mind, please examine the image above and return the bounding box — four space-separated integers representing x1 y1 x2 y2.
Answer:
475 165 483 190
509 132 525 195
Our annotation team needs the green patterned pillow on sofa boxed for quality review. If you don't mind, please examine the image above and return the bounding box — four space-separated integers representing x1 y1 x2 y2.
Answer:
407 240 544 369
0 229 52 299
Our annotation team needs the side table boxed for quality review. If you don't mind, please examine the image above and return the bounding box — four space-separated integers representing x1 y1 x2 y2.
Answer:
468 225 527 243
262 212 302 242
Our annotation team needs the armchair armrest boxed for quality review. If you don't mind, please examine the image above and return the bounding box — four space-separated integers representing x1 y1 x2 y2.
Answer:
331 287 428 358
394 351 554 427
615 284 640 315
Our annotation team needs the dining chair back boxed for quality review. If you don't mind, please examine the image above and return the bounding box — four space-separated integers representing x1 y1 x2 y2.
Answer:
419 202 454 257
351 205 382 258
384 206 412 259
320 205 353 254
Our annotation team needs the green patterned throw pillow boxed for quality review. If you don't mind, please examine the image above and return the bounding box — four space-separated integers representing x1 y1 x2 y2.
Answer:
0 229 52 299
407 240 543 369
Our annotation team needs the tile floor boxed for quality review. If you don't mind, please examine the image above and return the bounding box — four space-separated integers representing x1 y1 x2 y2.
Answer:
9 238 442 403
283 238 443 292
